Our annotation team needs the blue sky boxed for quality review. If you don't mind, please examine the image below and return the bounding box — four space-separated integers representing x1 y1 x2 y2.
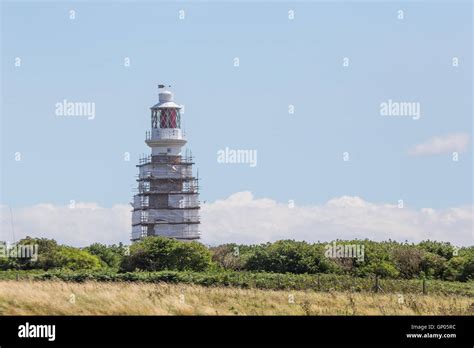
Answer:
1 1 472 220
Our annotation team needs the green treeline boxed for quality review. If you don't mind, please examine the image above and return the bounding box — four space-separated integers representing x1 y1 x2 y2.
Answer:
1 236 473 282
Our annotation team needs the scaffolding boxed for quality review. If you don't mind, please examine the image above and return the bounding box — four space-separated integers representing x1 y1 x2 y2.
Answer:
131 154 200 242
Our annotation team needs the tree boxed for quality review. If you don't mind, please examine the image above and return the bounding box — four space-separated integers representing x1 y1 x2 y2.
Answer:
120 236 212 272
245 240 339 274
85 243 126 269
421 252 446 279
444 257 467 281
1 237 102 271
354 240 398 278
56 246 102 270
417 240 455 260
366 261 400 278
392 245 424 279
460 256 474 281
14 237 63 270
210 244 243 271
458 247 474 281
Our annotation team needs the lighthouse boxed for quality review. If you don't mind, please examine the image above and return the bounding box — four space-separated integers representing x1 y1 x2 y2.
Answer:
131 86 200 242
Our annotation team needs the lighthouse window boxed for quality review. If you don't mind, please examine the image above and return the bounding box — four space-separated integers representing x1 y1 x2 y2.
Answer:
152 110 158 128
159 109 166 128
159 109 181 129
169 109 177 128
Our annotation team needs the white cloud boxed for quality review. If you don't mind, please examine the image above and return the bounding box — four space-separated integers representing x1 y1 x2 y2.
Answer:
1 193 472 247
201 192 473 246
0 203 131 247
408 133 470 156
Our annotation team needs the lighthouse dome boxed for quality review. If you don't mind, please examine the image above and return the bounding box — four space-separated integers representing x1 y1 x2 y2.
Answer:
151 90 182 109
159 90 173 103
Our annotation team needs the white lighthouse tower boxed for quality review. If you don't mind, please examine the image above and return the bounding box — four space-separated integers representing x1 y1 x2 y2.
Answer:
131 86 200 242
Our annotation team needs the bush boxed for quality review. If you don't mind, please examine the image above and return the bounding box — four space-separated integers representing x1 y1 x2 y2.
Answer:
56 246 102 271
245 240 339 274
0 237 102 271
120 236 212 272
458 247 474 281
421 252 446 279
84 243 126 269
392 245 424 279
210 244 245 271
444 257 468 281
16 237 63 270
417 240 456 260
366 261 400 278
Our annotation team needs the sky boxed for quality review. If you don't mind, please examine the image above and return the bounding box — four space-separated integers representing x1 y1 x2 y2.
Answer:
0 0 472 246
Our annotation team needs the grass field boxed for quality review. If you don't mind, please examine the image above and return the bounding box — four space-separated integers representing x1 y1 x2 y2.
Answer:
1 270 473 296
0 280 473 315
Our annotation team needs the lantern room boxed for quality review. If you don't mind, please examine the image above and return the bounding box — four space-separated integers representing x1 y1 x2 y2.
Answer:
151 90 182 130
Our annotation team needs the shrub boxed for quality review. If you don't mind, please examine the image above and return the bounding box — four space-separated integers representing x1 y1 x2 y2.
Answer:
0 237 102 271
392 245 424 279
421 252 446 279
120 236 212 272
245 240 338 274
366 261 400 278
17 237 63 270
417 240 456 260
84 243 126 269
444 256 468 281
210 244 245 271
56 246 102 271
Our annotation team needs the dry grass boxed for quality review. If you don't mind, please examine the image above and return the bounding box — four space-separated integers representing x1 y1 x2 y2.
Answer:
0 280 473 315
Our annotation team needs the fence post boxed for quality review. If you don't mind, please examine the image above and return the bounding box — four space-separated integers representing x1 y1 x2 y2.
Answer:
317 274 321 291
422 279 427 295
374 275 379 293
